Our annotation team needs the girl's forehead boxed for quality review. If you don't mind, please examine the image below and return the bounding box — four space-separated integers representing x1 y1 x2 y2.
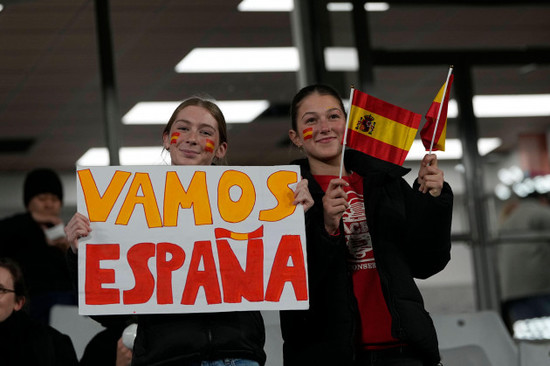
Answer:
174 106 218 129
299 94 341 112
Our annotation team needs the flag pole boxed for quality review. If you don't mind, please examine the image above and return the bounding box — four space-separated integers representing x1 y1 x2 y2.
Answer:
339 86 355 179
428 65 454 154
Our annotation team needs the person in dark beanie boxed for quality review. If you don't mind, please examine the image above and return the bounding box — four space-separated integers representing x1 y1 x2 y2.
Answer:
23 168 64 208
0 168 76 325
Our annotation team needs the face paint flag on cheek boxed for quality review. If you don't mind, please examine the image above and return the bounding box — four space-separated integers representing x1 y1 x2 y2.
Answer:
302 127 313 140
170 132 180 144
205 139 215 153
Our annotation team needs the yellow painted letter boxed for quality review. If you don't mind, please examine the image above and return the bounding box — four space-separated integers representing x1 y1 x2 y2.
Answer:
218 170 255 223
259 170 297 222
78 169 131 222
164 171 213 226
116 173 162 227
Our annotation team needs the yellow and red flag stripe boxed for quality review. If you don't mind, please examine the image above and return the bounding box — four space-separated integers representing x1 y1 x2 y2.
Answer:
420 73 454 151
215 226 264 240
170 132 180 144
205 138 215 153
346 89 421 166
302 127 313 140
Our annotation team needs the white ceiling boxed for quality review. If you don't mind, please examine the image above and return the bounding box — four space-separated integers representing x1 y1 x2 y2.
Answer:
1 0 549 173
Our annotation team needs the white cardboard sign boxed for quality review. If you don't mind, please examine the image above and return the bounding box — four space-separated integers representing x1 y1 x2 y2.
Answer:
76 165 308 315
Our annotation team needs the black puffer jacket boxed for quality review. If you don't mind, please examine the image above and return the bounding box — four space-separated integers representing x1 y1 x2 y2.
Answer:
131 311 265 366
0 310 78 366
280 150 453 366
66 250 266 366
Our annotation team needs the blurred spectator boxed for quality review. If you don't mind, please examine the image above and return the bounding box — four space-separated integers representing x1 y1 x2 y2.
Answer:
0 168 75 324
0 257 78 365
79 326 133 366
498 192 550 336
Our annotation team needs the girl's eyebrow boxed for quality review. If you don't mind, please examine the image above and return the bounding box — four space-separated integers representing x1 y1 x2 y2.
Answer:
301 107 342 120
300 111 318 120
174 120 216 131
198 123 216 132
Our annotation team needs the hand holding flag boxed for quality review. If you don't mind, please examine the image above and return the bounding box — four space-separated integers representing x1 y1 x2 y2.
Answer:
417 153 444 197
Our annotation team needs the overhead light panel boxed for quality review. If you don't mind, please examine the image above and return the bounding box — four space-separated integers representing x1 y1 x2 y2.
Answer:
326 2 390 12
122 102 177 125
472 94 550 117
405 138 502 161
123 100 270 125
238 0 293 11
324 47 358 72
77 147 168 167
175 47 298 73
217 100 270 123
446 95 550 118
237 0 389 12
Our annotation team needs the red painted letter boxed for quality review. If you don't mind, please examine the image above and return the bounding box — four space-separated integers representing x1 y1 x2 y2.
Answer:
181 241 221 305
265 235 308 302
123 243 155 304
85 244 120 305
156 242 186 304
216 228 264 303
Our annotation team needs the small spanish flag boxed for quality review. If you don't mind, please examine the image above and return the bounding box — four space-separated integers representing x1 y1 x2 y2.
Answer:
302 127 313 140
346 89 421 166
420 73 454 151
205 139 215 153
170 132 180 144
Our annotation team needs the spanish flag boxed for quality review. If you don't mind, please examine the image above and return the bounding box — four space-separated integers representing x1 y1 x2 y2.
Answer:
170 132 180 144
205 139 215 153
421 72 454 151
302 127 313 140
346 89 421 166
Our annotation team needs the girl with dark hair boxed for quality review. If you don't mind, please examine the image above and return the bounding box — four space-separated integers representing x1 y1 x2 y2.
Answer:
280 84 453 366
